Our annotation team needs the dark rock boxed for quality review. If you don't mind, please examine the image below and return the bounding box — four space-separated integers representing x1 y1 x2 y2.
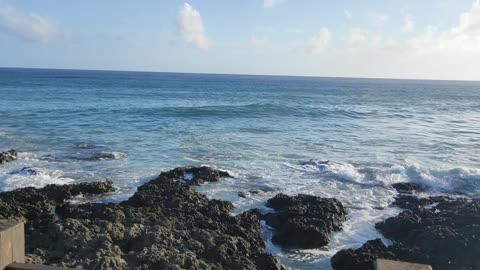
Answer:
391 182 424 194
157 166 231 185
263 193 347 248
332 193 480 270
0 167 284 270
0 149 17 164
331 239 396 270
10 167 43 176
330 239 430 270
238 189 263 198
42 151 128 162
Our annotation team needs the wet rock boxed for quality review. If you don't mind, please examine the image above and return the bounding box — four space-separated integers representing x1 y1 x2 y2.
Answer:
331 239 396 270
158 166 231 185
42 151 128 162
263 193 347 248
330 239 429 270
0 167 284 270
332 193 480 270
392 182 424 194
0 149 17 164
10 167 43 176
238 189 263 198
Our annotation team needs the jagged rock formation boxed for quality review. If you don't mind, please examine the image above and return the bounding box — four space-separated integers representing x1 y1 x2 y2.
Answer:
0 149 17 164
0 167 285 270
263 193 347 248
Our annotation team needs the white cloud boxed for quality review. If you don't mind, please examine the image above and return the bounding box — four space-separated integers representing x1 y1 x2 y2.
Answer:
453 0 480 35
346 29 409 53
402 15 415 33
346 29 368 49
250 35 269 50
309 28 331 55
344 10 352 20
263 0 285 9
177 3 210 50
346 1 480 54
0 1 58 43
369 12 389 27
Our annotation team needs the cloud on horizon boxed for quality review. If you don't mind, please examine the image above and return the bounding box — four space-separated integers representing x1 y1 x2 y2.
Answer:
309 28 331 55
263 0 285 9
402 15 415 33
0 1 58 44
177 3 210 50
345 1 480 54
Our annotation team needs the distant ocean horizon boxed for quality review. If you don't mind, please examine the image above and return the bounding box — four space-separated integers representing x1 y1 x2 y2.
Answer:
2 66 480 83
1 67 479 269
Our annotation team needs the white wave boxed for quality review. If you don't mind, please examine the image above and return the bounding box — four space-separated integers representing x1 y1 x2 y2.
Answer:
1 168 74 191
291 159 480 197
287 160 365 183
377 163 480 196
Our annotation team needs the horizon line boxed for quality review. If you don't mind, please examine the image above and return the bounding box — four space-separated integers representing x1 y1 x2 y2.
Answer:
1 66 479 83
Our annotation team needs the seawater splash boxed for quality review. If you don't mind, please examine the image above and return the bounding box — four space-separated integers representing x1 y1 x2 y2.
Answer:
286 160 365 184
376 163 480 197
290 159 480 197
1 167 74 191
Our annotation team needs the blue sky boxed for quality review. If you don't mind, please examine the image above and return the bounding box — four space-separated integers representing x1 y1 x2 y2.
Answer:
1 0 480 80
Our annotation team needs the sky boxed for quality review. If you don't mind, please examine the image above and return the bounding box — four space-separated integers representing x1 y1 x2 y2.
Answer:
1 0 480 80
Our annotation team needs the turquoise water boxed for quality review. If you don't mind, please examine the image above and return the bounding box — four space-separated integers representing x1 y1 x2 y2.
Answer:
1 68 480 269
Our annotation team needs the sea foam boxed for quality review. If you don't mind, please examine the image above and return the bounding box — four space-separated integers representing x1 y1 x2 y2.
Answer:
1 167 74 191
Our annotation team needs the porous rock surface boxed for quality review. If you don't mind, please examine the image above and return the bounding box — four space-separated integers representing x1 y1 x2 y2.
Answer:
331 191 480 270
263 193 347 248
0 166 286 270
0 149 17 164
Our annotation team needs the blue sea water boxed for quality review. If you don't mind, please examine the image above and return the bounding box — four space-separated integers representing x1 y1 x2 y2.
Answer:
1 68 480 269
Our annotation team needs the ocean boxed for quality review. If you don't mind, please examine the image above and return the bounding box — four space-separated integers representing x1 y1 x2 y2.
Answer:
1 67 480 269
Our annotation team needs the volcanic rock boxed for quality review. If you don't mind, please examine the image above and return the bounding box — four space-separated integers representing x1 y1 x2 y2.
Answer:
0 149 17 164
0 167 285 270
263 193 347 248
391 182 424 194
331 193 480 270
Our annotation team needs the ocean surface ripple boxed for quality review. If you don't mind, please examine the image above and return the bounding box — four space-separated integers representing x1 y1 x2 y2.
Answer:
1 68 480 269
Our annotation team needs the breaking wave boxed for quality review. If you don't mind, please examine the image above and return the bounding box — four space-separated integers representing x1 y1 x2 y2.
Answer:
1 167 74 191
291 159 480 197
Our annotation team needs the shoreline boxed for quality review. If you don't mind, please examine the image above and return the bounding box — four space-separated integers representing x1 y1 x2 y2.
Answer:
1 150 478 270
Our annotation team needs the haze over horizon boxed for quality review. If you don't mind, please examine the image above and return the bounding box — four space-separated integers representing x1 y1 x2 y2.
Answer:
1 0 480 81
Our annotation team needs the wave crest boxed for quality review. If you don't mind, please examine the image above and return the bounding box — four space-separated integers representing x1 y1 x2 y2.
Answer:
290 159 365 183
291 159 480 197
2 167 74 191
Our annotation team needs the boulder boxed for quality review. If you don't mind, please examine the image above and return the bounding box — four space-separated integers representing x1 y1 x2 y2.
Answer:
0 149 17 165
263 193 347 248
391 183 424 194
331 193 480 270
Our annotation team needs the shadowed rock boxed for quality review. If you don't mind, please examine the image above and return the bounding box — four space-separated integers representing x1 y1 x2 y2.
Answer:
331 239 430 270
0 167 285 270
0 149 17 165
331 193 480 270
263 193 347 248
10 167 43 176
391 182 424 194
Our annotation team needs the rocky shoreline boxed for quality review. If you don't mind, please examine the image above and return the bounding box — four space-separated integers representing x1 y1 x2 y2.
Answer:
0 166 286 269
1 150 479 269
331 183 480 270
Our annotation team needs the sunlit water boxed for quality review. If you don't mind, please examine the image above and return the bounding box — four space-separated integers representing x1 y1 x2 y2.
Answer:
1 68 480 269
